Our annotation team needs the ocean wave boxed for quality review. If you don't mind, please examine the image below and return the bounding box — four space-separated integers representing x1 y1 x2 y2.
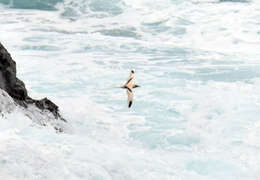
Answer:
0 0 252 12
58 0 125 19
0 89 69 132
0 0 62 10
1 0 260 178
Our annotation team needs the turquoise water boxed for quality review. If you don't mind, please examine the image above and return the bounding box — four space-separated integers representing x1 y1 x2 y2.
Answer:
0 0 260 179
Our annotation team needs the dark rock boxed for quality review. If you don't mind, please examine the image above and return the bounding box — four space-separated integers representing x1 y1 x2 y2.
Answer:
34 97 66 122
0 42 66 122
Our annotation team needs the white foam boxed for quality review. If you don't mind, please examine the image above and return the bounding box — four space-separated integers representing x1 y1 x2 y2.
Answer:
0 0 259 179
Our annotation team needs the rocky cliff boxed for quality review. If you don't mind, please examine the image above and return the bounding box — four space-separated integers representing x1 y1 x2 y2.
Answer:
0 42 66 131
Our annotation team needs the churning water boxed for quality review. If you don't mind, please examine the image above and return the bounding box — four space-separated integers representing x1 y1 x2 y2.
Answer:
0 0 260 179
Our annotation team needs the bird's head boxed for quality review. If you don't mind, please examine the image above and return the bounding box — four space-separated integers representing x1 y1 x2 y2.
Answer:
131 70 135 73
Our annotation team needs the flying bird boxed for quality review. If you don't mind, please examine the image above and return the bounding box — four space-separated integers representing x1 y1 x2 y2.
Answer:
120 70 140 108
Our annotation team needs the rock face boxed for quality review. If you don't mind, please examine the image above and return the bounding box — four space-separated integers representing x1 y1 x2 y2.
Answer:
0 43 28 102
0 42 66 128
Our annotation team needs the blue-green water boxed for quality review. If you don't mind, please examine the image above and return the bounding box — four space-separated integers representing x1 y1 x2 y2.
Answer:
0 0 259 179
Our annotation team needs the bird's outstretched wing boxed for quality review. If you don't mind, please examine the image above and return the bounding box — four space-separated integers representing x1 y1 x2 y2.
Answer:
124 71 135 86
126 88 134 108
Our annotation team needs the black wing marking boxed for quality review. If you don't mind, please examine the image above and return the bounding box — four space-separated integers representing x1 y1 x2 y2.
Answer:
128 101 132 108
125 77 133 86
126 87 132 92
126 88 134 108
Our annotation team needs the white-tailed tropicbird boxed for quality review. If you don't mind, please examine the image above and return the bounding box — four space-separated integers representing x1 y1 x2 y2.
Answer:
120 70 140 108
